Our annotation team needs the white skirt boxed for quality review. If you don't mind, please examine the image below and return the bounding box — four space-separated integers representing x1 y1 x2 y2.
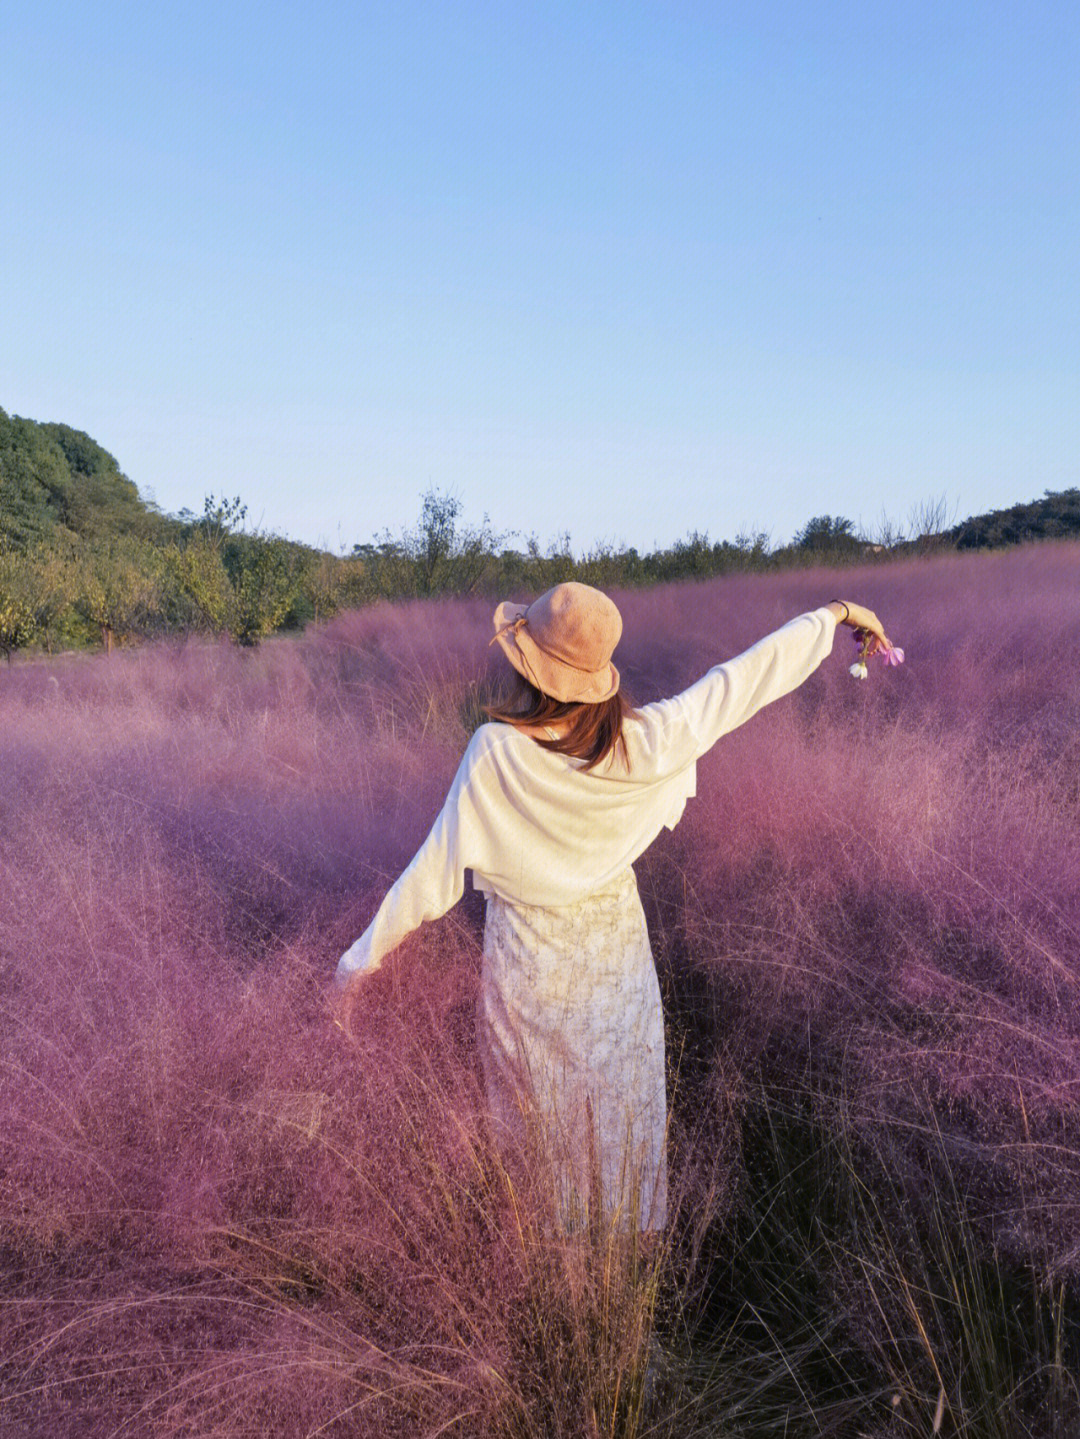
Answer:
477 867 668 1233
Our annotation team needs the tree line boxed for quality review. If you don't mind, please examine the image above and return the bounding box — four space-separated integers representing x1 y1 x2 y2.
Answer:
2 407 1077 660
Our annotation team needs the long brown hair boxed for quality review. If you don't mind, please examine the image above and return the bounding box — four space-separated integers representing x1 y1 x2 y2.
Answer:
483 670 635 773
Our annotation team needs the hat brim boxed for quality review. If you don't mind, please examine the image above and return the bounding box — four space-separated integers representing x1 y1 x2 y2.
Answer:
491 601 619 704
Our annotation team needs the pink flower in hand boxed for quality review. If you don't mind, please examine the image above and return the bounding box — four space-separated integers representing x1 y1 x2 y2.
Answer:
848 627 903 676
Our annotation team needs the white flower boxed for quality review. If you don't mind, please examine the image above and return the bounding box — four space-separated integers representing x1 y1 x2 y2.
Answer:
849 661 868 679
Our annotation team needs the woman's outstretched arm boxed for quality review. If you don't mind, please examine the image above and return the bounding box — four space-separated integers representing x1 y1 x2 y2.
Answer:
638 600 890 769
334 730 488 989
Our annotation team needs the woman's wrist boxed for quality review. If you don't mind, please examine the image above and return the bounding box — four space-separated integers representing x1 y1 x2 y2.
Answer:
825 600 850 625
335 936 379 986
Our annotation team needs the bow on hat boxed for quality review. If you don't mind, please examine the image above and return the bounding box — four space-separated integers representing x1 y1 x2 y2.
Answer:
489 611 545 691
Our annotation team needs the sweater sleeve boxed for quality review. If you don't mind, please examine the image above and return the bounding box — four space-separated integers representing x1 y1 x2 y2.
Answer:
334 731 488 986
637 606 839 771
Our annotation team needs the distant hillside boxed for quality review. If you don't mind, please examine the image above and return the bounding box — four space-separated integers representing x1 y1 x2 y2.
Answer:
2 403 1078 660
0 408 170 549
949 487 1080 550
4 405 1078 559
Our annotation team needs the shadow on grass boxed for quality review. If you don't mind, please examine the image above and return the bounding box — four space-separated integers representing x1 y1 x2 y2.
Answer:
658 1055 1080 1439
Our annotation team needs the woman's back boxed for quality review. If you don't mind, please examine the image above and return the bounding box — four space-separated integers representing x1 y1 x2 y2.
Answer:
461 716 698 907
337 604 838 981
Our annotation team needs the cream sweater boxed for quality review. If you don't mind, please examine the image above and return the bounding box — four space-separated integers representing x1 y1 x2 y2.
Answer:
335 605 839 985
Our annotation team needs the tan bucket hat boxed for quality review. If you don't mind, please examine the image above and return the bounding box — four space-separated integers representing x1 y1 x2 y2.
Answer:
489 581 622 703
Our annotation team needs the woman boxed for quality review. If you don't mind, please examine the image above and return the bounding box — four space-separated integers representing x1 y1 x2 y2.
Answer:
335 584 894 1235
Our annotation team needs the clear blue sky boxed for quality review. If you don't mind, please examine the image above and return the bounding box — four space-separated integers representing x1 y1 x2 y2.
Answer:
3 2 1077 554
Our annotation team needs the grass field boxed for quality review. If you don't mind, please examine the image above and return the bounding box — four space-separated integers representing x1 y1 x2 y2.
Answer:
2 540 1079 1436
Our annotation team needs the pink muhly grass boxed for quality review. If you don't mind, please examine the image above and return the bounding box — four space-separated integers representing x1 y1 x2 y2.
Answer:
1 539 1078 1433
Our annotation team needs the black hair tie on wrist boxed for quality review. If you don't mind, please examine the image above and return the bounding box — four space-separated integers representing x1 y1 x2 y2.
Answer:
831 600 850 623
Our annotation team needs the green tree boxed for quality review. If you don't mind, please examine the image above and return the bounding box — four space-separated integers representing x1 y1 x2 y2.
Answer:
163 534 233 634
298 549 361 624
199 494 248 547
522 530 576 591
0 408 166 550
164 495 303 645
334 555 369 611
359 487 509 599
793 514 858 551
224 533 304 645
162 494 244 634
0 410 75 549
18 543 78 653
407 487 507 595
413 488 459 594
0 544 39 661
76 537 162 654
733 529 772 567
954 488 1079 550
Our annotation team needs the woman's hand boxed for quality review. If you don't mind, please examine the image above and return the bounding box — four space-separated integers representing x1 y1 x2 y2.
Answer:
331 969 374 1039
830 601 894 657
331 940 382 1039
